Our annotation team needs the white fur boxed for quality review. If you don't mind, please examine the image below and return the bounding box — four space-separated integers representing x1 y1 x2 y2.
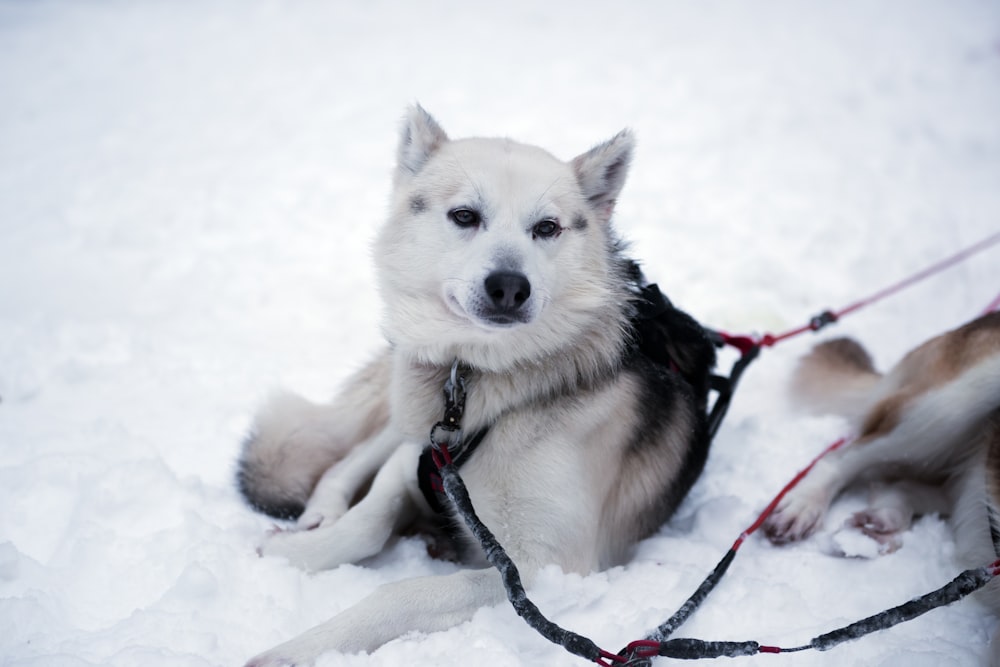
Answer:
240 107 708 666
376 128 632 372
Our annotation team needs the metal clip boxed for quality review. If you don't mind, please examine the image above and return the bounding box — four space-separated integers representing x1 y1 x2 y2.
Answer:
430 359 466 457
809 309 838 331
443 359 465 415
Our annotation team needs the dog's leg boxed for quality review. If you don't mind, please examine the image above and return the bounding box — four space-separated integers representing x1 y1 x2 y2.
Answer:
764 444 877 543
767 359 1000 544
293 425 404 530
244 567 508 667
238 352 391 520
763 428 934 544
833 480 950 555
259 442 422 572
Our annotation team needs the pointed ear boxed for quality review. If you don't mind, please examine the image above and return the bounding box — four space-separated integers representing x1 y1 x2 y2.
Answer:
571 129 634 222
396 104 449 180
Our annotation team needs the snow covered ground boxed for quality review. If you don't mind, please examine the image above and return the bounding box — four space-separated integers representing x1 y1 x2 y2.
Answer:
2 1 999 665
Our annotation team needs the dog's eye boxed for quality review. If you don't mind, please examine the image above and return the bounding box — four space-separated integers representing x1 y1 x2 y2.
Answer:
531 219 561 240
448 208 481 229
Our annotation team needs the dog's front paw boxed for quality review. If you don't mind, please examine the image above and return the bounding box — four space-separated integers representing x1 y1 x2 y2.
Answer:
244 655 295 667
764 487 832 544
257 526 330 571
244 624 343 667
244 647 313 667
295 493 349 531
763 459 843 545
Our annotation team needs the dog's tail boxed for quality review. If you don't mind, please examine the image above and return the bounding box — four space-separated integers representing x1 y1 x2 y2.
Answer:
236 352 391 520
790 337 882 419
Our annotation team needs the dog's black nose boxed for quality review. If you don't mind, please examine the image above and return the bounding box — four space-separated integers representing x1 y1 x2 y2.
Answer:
484 271 531 312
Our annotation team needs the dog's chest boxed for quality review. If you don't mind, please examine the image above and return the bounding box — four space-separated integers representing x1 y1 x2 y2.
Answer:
446 400 622 573
388 361 524 440
388 365 448 440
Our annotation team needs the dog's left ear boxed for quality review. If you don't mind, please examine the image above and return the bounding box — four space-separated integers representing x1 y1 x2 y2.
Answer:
571 129 634 223
396 104 449 181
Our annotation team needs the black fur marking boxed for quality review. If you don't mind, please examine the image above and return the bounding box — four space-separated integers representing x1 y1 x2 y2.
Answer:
235 432 306 521
626 353 712 539
630 280 716 414
572 215 588 231
621 272 717 538
410 195 427 215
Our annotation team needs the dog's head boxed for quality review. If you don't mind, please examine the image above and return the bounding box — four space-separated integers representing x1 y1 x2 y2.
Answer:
375 105 634 370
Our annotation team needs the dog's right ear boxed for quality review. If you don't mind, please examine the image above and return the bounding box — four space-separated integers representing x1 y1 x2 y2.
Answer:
396 105 449 179
571 129 634 224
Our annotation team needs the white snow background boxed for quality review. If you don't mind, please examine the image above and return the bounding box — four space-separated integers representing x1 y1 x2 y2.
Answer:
2 1 999 666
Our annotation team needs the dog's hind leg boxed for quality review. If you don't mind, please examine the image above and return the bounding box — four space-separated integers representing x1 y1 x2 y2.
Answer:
831 479 950 555
766 360 1000 544
237 352 391 521
764 440 884 544
258 442 423 572
244 567 508 666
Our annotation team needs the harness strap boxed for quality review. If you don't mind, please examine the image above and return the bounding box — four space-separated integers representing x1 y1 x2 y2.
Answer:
703 335 759 440
417 426 490 514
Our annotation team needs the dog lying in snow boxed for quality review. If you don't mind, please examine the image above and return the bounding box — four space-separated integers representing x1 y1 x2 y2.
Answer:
764 311 1000 663
236 106 716 665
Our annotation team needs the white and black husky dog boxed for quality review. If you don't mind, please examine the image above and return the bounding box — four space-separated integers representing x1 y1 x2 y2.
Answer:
237 106 716 666
765 312 1000 664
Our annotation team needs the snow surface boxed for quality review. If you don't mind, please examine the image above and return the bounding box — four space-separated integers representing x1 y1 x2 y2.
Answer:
1 1 999 666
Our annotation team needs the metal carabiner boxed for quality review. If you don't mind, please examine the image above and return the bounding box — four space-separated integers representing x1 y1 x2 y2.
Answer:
443 359 465 411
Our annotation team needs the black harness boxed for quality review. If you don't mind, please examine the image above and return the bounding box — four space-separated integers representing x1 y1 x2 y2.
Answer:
417 426 490 515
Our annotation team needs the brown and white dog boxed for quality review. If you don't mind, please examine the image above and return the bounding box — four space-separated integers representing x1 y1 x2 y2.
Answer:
764 311 1000 663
